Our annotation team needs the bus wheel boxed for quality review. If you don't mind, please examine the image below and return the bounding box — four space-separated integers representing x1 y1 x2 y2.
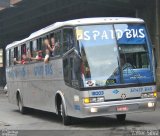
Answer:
17 95 26 114
116 114 126 122
61 102 72 125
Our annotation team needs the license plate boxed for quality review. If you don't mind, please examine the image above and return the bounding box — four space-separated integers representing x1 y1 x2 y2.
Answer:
117 106 128 111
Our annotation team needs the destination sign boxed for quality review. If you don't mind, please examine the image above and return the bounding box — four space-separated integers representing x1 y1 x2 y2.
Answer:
76 24 146 44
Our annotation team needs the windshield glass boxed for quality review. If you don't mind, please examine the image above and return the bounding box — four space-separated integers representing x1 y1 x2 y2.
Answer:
76 25 119 87
115 24 149 69
76 24 154 88
114 24 153 84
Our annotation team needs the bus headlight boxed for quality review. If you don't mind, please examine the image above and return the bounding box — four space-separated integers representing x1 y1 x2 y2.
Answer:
84 98 90 104
97 97 105 102
148 102 155 107
90 97 97 103
83 97 105 104
141 91 157 98
154 91 157 97
90 107 98 113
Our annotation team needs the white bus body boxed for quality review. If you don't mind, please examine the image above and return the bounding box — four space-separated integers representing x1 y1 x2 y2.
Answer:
6 17 157 125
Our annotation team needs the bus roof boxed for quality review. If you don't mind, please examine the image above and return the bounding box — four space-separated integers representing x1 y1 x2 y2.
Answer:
6 17 144 50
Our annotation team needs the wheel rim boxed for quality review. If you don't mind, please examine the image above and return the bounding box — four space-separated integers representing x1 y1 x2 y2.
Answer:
60 103 63 116
18 97 22 112
61 103 66 123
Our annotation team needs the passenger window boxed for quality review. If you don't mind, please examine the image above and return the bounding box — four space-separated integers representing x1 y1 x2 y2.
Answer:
70 57 75 80
37 38 43 50
54 30 62 56
63 58 70 84
12 46 21 65
18 46 21 61
32 40 37 57
26 42 31 59
6 50 9 67
14 47 18 61
63 28 74 53
10 49 14 66
21 44 26 55
41 36 48 58
9 50 11 66
30 41 33 56
29 39 44 62
49 31 62 57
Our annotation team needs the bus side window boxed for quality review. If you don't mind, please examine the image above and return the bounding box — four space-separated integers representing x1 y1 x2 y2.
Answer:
54 30 62 56
14 47 18 65
11 48 14 66
26 42 30 57
32 40 37 58
42 36 48 58
14 47 18 60
21 44 26 55
63 58 70 84
63 28 74 53
6 50 9 67
49 33 55 57
63 54 80 87
18 46 21 61
8 50 11 66
30 41 33 57
37 38 43 51
70 57 76 80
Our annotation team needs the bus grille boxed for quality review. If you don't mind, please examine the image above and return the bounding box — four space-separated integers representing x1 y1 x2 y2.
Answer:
104 97 141 102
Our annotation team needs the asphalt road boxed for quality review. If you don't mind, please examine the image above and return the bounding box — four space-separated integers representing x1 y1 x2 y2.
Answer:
0 94 160 136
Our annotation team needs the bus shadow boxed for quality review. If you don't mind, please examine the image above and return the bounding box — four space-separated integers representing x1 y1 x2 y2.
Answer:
13 108 149 128
72 116 148 128
13 108 62 124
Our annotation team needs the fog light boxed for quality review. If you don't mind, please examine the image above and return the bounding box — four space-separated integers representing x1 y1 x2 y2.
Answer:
148 102 155 108
84 98 90 104
154 92 157 97
90 107 98 113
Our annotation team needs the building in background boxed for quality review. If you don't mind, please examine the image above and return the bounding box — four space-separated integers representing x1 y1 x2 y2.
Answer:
0 0 159 87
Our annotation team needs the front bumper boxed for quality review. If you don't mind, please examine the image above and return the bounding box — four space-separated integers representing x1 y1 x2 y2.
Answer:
79 98 157 118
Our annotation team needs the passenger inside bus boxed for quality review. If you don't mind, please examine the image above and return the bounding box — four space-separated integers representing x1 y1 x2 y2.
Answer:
14 54 29 64
50 37 55 56
43 37 60 63
120 54 135 70
44 37 60 56
44 38 54 54
44 48 50 63
31 50 43 61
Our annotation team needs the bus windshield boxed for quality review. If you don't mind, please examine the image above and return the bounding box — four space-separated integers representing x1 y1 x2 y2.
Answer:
76 24 154 88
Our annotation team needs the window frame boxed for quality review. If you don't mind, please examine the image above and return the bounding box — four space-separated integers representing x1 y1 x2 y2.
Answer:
62 27 75 54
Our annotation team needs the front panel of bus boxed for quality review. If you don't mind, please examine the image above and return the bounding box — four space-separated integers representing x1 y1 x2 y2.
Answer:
67 23 157 118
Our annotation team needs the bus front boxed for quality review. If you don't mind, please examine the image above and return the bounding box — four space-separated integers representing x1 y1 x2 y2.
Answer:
75 22 157 120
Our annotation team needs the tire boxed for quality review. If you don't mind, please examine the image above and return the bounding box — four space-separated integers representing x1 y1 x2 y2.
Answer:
61 102 72 125
116 114 126 122
17 94 26 114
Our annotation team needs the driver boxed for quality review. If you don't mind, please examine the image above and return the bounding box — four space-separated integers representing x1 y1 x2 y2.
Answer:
120 55 134 70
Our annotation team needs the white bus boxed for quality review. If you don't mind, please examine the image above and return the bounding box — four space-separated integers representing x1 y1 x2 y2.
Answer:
6 17 157 125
